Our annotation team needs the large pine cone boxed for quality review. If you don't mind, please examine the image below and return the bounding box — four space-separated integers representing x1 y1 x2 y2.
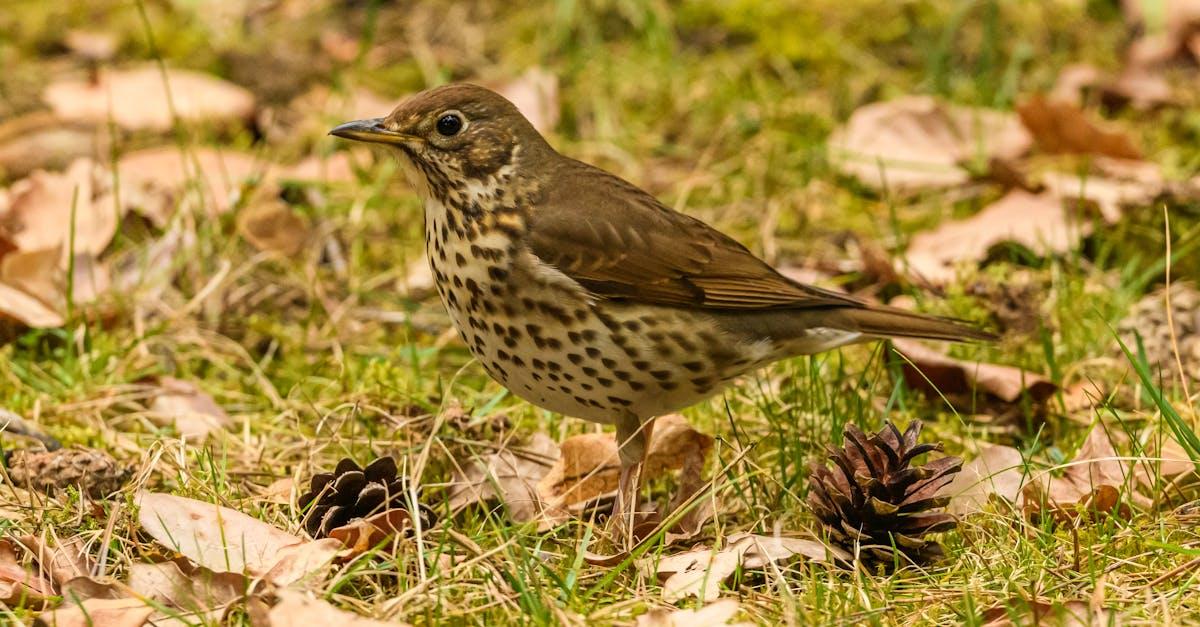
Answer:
298 456 435 538
5 448 128 498
807 421 962 564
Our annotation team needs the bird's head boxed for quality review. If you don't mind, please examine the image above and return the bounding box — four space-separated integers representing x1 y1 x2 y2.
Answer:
330 83 549 203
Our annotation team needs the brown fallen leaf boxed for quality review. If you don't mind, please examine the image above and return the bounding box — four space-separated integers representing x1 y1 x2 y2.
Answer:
1017 96 1142 160
636 599 752 627
1122 0 1200 67
237 200 310 256
0 112 106 181
892 338 1057 405
492 68 560 135
1023 425 1131 523
113 147 272 226
981 596 1118 627
936 445 1028 516
328 509 414 557
127 560 247 622
34 597 154 627
446 433 559 522
1 158 112 257
43 65 255 133
0 282 64 328
1051 63 1174 112
0 538 56 608
18 534 93 588
647 532 845 602
147 377 233 441
901 190 1086 285
266 590 405 627
537 414 713 513
828 95 1031 192
136 492 335 585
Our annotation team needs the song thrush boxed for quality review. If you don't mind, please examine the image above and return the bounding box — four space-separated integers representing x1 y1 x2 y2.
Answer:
331 83 993 539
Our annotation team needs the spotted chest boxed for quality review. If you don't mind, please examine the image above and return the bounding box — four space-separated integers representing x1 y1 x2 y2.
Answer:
423 200 789 424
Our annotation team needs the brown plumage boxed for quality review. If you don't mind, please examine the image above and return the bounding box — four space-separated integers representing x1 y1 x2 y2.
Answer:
331 83 993 542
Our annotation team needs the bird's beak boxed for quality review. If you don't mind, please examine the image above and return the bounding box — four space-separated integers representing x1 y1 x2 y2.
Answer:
328 118 420 145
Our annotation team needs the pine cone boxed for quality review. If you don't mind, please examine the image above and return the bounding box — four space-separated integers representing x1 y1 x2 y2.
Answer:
5 448 128 498
807 421 962 564
1118 282 1200 383
298 456 435 538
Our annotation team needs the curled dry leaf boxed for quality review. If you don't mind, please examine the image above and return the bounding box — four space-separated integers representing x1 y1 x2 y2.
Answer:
828 95 1031 192
148 377 233 442
936 445 1028 516
237 200 310 256
1017 96 1141 160
1 158 112 257
0 112 107 180
981 596 1118 627
127 560 247 622
136 492 336 585
537 414 713 513
0 282 64 328
43 65 255 133
0 406 61 449
34 597 154 627
636 599 752 627
1122 0 1200 67
647 532 844 602
0 538 56 608
892 339 1057 405
1022 425 1131 523
266 590 405 627
114 147 271 225
902 189 1085 285
446 433 559 522
328 509 414 557
492 68 560 135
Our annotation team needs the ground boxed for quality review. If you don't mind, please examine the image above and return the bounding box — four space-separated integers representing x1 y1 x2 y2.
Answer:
1 0 1200 625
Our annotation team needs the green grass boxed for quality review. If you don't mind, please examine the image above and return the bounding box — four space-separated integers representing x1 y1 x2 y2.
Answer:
2 0 1200 624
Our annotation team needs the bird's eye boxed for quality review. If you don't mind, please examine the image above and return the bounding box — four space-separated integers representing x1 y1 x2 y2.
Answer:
436 113 464 136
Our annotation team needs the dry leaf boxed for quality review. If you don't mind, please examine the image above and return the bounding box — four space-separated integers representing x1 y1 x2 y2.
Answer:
266 590 404 627
114 147 271 225
19 534 93 588
1 158 112 257
148 377 233 441
43 65 255 132
1017 96 1142 160
1051 63 1174 111
34 597 154 627
1123 0 1200 67
0 407 61 449
537 414 712 511
447 433 559 522
493 68 560 135
136 492 328 581
0 539 56 607
127 560 246 620
0 112 106 180
937 445 1028 515
260 538 343 586
636 599 752 627
648 533 843 602
328 509 414 557
828 95 1031 192
1023 426 1131 522
892 338 1057 404
237 200 310 256
981 596 1118 627
902 190 1085 284
0 282 64 327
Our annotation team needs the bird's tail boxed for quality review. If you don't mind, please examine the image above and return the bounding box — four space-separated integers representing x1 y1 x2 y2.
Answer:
821 305 997 342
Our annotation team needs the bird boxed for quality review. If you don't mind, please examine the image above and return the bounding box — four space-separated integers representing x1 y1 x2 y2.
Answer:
330 83 993 543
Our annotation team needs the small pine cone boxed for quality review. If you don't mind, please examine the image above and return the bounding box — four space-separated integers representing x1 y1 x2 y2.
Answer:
5 448 129 498
298 456 435 538
807 421 962 564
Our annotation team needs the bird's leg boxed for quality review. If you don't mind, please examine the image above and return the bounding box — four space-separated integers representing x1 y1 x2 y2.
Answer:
612 413 653 549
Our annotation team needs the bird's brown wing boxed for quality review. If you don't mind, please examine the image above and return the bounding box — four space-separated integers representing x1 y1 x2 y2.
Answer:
525 160 861 310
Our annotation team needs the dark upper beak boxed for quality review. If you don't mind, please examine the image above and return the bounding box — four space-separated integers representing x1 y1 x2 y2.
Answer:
328 118 420 145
